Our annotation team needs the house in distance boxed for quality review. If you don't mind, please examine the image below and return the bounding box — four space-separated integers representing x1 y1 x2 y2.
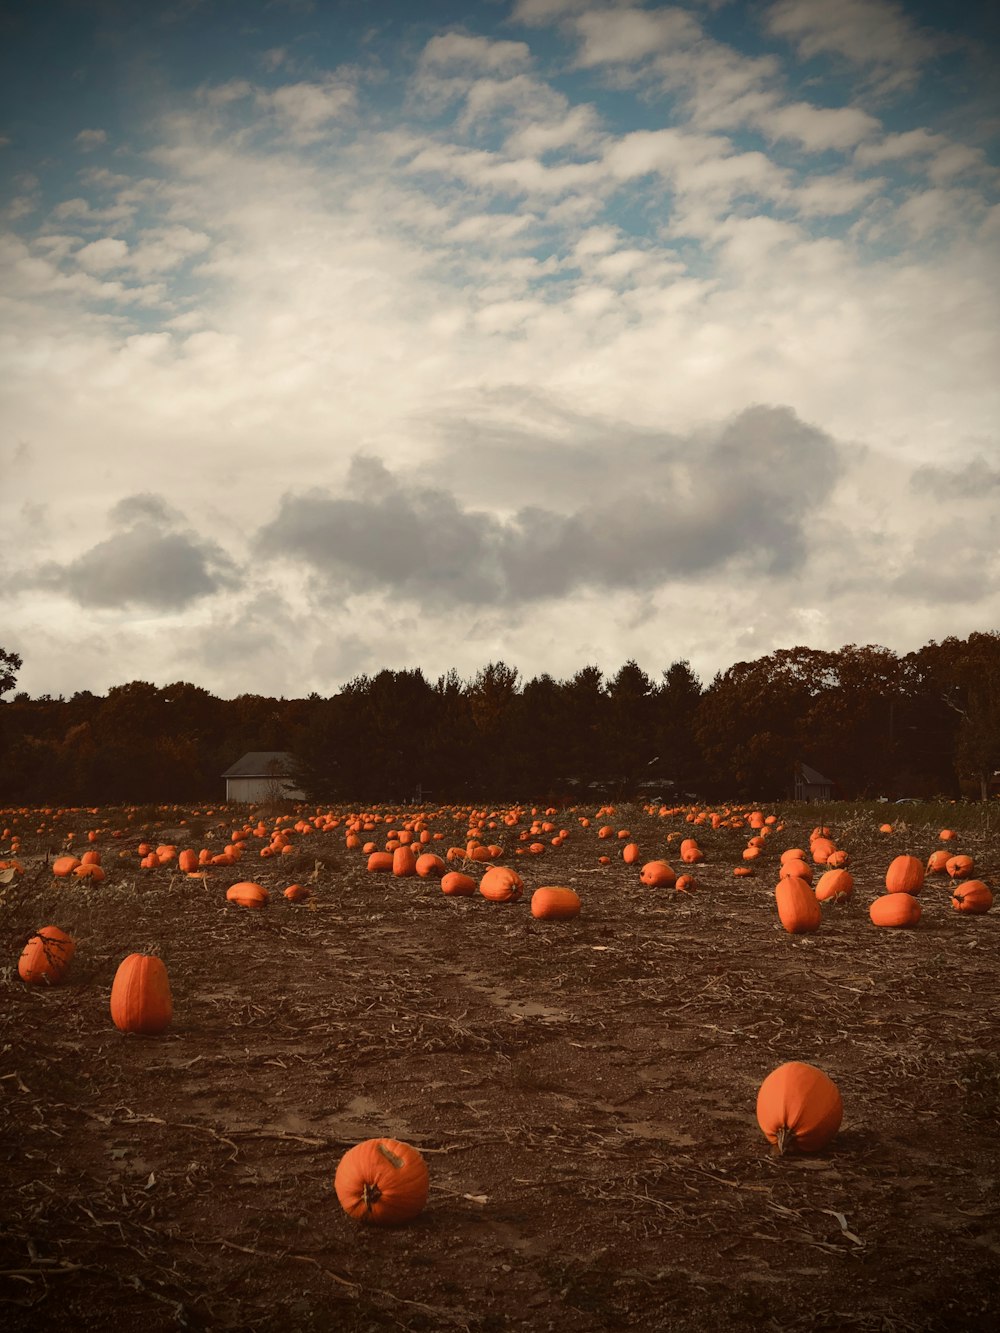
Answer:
221 752 305 803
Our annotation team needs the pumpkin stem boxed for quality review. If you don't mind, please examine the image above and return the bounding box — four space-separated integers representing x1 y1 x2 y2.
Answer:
362 1181 382 1212
376 1143 404 1169
775 1125 794 1156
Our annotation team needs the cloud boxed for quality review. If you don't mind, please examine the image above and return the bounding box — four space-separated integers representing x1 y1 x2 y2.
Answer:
25 498 240 611
419 33 533 73
75 129 108 151
911 457 1000 499
764 0 943 94
256 407 842 605
74 237 130 272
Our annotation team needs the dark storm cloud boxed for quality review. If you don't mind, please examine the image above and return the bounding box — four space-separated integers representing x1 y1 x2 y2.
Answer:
910 456 1000 499
29 502 240 610
258 404 841 603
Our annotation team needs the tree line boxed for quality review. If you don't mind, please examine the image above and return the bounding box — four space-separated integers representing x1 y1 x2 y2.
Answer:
0 634 997 806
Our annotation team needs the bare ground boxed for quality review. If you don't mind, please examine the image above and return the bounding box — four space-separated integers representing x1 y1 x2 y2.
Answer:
2 803 998 1332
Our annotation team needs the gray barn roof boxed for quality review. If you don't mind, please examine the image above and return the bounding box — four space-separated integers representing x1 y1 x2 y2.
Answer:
221 751 297 779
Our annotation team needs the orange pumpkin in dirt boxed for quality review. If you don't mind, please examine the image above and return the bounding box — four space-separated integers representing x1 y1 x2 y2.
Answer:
885 855 924 895
226 881 269 909
440 871 477 897
639 860 676 887
19 926 76 985
334 1138 429 1225
110 954 173 1035
870 894 921 928
814 869 854 903
945 854 974 880
756 1061 843 1155
775 877 821 934
530 886 581 920
479 866 524 902
950 880 992 914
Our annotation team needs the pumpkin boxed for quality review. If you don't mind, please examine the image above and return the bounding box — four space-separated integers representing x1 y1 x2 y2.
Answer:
885 854 924 895
756 1061 843 1155
814 869 854 903
52 855 81 877
950 880 992 914
779 848 808 864
622 842 640 865
826 849 850 868
639 860 676 887
675 874 695 892
809 837 836 865
530 886 581 919
939 828 957 841
926 849 951 874
177 849 198 873
110 954 172 1034
334 1138 429 1225
775 877 821 933
19 926 76 985
283 883 311 903
392 845 417 877
869 894 921 927
479 866 524 902
779 857 813 883
367 852 394 873
414 853 446 879
679 839 704 864
440 871 477 897
226 881 269 909
945 854 974 880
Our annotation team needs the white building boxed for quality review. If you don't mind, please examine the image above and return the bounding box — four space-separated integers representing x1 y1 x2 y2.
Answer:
221 752 306 803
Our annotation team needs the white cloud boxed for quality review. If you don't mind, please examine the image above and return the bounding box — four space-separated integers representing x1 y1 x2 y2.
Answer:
75 129 108 151
73 236 130 272
765 0 942 94
419 32 533 73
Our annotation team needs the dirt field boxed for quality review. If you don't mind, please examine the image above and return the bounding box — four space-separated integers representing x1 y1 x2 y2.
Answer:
2 802 998 1332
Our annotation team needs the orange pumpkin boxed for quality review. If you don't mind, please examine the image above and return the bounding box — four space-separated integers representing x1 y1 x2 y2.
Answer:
945 854 974 880
639 860 676 887
926 849 951 874
885 854 924 895
869 894 921 927
110 954 172 1034
414 853 446 879
756 1061 843 1154
392 845 417 877
283 884 311 903
775 877 821 933
367 852 394 873
226 881 269 909
440 871 477 897
334 1138 429 1225
479 866 524 902
18 926 76 985
814 869 854 903
950 880 993 914
530 886 581 919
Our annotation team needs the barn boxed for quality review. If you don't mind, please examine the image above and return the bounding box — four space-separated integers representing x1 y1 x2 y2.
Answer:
221 752 305 803
792 761 835 802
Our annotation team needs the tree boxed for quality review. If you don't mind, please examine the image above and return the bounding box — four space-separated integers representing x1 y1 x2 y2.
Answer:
1 647 22 698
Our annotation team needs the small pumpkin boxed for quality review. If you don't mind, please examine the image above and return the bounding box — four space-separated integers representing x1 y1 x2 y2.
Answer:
52 855 81 877
334 1138 429 1225
756 1061 843 1155
479 866 524 902
283 883 311 903
110 954 173 1035
414 853 446 879
775 877 821 933
885 854 924 895
226 881 269 909
639 860 676 887
869 893 921 927
18 926 76 985
440 871 477 896
530 886 581 919
950 880 993 914
945 854 974 880
926 849 951 875
814 869 854 902
367 851 394 873
679 838 704 864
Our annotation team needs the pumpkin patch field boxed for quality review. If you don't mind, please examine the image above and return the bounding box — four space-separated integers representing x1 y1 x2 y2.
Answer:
2 801 998 1332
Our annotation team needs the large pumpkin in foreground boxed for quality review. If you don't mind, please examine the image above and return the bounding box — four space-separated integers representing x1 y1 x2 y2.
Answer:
334 1138 429 1225
19 925 76 985
869 894 921 928
110 954 173 1034
756 1061 843 1155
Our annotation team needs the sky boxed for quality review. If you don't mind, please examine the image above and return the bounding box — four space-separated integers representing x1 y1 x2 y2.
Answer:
1 0 998 701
